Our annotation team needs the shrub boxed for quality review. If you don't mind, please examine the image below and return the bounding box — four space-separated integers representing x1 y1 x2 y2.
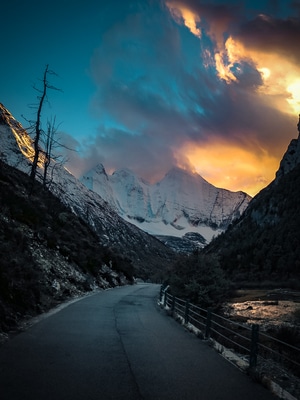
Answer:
276 325 300 347
168 253 231 308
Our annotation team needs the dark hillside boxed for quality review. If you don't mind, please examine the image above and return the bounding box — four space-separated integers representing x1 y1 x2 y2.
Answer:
0 160 134 337
205 163 300 287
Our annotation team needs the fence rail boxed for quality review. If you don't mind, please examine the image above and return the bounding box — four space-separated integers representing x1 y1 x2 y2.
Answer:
159 287 300 378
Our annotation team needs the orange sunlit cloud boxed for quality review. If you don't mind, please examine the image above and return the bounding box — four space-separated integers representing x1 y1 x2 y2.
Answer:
287 80 300 113
214 51 237 83
166 1 201 38
222 36 300 115
166 1 300 113
176 139 279 197
164 2 300 196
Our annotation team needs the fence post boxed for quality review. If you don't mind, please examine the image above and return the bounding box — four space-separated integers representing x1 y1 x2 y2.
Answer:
249 324 259 369
205 309 212 339
184 300 190 324
164 291 168 307
171 295 175 316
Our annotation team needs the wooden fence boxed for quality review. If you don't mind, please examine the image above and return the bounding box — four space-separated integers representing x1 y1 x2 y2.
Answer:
159 286 300 378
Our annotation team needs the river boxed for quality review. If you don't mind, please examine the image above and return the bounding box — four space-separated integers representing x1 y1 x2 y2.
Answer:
222 288 300 330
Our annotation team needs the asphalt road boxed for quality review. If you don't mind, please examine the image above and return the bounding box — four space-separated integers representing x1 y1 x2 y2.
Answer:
0 283 276 399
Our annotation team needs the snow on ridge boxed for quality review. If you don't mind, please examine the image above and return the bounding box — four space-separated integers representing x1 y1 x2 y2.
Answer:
0 103 174 270
80 164 252 244
0 101 250 251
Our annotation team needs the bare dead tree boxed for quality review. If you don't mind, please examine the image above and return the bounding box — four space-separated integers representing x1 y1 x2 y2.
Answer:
23 65 77 192
42 117 58 187
29 64 61 185
41 117 74 189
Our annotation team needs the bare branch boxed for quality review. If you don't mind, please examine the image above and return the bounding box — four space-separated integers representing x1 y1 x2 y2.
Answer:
28 64 63 191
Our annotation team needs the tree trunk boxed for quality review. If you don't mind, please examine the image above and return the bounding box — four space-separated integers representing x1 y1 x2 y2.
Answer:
30 64 49 184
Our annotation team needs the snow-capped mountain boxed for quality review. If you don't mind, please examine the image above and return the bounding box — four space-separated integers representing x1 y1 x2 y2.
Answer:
0 103 174 278
81 163 251 248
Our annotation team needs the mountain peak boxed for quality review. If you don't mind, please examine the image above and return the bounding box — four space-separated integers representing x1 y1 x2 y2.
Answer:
0 103 174 278
166 166 188 175
112 167 135 177
162 166 209 185
0 102 15 123
93 163 107 176
165 166 195 177
81 162 251 248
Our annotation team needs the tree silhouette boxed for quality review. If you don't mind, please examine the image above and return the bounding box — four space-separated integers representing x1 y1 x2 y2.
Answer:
28 64 61 185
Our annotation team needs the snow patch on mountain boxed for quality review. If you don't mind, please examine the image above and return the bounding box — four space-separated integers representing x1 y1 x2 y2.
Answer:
0 102 174 275
81 164 251 244
0 101 250 253
0 103 32 173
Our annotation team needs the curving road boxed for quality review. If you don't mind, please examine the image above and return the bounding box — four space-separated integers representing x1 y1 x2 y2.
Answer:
0 284 275 399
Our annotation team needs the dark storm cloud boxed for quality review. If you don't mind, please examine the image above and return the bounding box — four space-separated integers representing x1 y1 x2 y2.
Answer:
165 0 241 48
291 0 300 15
207 84 294 153
236 15 300 63
84 1 210 176
64 0 298 194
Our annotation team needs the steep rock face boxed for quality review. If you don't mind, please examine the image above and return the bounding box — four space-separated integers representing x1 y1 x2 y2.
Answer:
81 164 251 245
155 168 250 228
276 139 300 179
0 103 33 173
0 103 174 278
251 133 300 228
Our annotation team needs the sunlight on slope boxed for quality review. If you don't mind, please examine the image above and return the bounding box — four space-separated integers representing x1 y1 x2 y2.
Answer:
2 105 46 168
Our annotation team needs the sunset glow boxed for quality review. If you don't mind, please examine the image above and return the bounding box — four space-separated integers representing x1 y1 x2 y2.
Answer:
175 9 300 117
287 80 300 114
177 140 279 197
222 38 300 115
214 51 237 83
166 2 202 38
1 0 299 198
164 2 300 195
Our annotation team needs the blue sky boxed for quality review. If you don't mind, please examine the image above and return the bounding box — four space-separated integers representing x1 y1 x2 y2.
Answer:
1 0 300 195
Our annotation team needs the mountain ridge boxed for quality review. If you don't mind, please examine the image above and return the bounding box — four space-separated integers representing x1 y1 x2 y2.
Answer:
80 162 251 250
0 102 174 279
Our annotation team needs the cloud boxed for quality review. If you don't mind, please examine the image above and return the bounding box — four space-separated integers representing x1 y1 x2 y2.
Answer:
65 0 299 196
178 138 279 195
165 0 240 48
236 14 300 63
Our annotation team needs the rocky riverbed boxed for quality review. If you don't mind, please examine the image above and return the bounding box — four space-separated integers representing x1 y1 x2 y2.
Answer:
223 288 300 330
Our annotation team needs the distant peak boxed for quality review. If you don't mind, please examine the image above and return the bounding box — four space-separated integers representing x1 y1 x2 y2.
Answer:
163 166 209 183
94 164 107 174
112 168 135 177
164 166 189 177
167 166 185 174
